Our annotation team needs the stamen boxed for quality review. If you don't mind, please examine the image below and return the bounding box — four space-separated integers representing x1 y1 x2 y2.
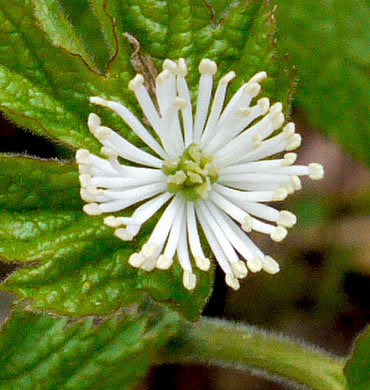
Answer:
309 163 324 180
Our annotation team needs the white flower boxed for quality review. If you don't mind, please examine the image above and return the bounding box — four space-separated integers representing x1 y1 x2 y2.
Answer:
76 58 324 291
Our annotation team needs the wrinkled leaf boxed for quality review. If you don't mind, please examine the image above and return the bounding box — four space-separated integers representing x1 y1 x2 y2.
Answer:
0 302 180 390
277 0 370 165
344 326 370 389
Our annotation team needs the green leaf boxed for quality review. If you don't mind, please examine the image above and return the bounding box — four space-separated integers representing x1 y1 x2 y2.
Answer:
106 0 295 108
277 0 370 165
0 302 180 390
0 156 213 320
0 0 135 151
345 326 370 389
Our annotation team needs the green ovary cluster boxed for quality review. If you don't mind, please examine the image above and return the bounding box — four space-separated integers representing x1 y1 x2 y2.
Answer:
162 144 219 201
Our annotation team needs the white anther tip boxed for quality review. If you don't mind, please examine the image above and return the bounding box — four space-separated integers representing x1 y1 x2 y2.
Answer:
96 126 113 141
285 134 302 151
128 74 144 91
80 189 95 203
290 175 302 190
278 210 297 228
89 96 107 106
308 163 324 180
171 97 187 109
104 216 120 228
263 256 280 274
249 71 267 83
247 256 263 273
177 58 188 76
156 69 171 83
283 122 295 138
225 274 240 290
257 97 270 114
242 215 253 232
199 59 217 75
272 188 288 201
195 257 210 271
244 82 261 97
270 102 283 114
128 253 145 268
220 71 236 84
163 59 178 73
271 226 288 242
114 228 133 241
156 255 173 270
282 153 297 166
231 261 248 279
271 112 285 129
183 271 197 290
83 203 102 216
76 149 90 164
142 243 157 258
87 113 101 133
252 134 263 149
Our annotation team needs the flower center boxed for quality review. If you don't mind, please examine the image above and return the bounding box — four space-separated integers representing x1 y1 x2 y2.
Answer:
162 144 219 201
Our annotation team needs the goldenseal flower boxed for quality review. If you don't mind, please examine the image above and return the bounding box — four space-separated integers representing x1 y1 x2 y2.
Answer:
76 58 324 291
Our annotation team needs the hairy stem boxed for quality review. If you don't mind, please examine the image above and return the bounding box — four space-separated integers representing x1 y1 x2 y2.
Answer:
159 317 348 390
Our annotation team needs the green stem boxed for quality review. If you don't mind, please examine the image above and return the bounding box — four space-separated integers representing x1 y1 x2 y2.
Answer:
160 317 348 390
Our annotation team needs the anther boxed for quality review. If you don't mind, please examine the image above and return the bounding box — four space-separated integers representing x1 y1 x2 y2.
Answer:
128 74 144 91
156 255 173 270
271 111 285 129
308 163 324 180
225 273 240 290
104 216 124 228
283 122 295 138
220 71 236 84
270 226 288 242
163 59 177 73
177 58 188 76
278 211 297 228
128 253 145 268
183 271 197 290
114 228 134 241
76 149 90 164
282 153 297 166
195 256 210 271
247 256 263 273
269 102 283 114
231 261 248 279
290 175 302 190
199 59 217 75
262 255 280 274
90 96 108 106
87 113 101 134
83 203 102 216
249 71 267 83
244 82 261 97
272 188 288 201
285 134 302 151
100 146 117 158
257 97 270 114
156 69 171 83
242 215 253 232
96 126 113 141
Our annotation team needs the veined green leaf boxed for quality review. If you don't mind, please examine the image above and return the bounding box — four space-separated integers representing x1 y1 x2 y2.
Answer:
277 0 370 165
0 156 213 320
0 0 135 151
0 303 180 390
